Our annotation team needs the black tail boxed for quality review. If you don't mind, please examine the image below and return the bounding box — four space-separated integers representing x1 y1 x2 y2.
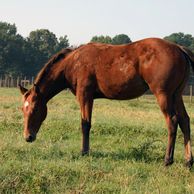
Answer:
179 46 194 72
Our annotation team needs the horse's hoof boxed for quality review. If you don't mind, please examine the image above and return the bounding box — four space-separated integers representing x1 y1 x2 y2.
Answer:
81 151 89 156
185 159 193 169
164 158 174 166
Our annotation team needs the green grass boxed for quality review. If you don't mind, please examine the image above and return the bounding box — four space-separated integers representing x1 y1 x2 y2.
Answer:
1 88 194 193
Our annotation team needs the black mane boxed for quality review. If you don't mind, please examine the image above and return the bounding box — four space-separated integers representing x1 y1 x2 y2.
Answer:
34 48 73 85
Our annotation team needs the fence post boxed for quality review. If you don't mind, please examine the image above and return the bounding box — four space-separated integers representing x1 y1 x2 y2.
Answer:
4 76 7 87
11 77 14 87
31 77 34 85
16 77 20 87
190 85 192 103
8 77 10 87
24 76 26 87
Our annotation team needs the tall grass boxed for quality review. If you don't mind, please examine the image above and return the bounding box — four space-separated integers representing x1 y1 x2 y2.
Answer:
0 88 194 193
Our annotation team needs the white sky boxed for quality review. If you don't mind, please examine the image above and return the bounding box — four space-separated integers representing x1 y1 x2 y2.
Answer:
1 0 194 45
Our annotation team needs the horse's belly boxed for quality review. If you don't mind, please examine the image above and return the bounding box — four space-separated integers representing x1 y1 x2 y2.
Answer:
96 76 149 100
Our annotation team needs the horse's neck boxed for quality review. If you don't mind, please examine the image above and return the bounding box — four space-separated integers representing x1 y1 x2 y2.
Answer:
37 65 66 102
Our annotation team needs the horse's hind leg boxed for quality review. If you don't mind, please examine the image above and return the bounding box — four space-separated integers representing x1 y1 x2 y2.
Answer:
175 97 193 167
155 93 178 166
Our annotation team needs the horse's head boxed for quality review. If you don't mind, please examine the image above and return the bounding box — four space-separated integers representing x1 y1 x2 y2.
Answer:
19 84 47 142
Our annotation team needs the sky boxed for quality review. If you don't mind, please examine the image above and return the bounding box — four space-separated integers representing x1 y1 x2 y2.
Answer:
1 0 194 45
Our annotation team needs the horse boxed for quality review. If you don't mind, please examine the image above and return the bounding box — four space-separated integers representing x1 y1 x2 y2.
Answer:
19 38 194 167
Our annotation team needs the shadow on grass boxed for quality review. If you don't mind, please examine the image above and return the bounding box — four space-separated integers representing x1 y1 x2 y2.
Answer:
91 140 164 163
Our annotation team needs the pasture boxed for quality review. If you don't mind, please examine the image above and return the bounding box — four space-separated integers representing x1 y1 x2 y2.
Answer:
0 88 194 193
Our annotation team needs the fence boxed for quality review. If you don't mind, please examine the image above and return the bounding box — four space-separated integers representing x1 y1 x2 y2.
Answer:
0 76 194 100
0 76 34 88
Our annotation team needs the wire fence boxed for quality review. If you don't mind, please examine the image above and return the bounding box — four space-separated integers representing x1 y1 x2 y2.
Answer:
1 75 194 102
0 76 34 88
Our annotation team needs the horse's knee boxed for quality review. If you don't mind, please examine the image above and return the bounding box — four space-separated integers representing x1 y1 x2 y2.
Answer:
166 114 178 133
171 114 179 128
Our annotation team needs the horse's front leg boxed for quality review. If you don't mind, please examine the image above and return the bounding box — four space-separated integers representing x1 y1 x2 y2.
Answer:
77 90 93 155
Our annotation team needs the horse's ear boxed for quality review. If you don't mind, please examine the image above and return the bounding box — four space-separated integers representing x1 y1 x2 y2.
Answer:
33 84 40 94
18 84 28 95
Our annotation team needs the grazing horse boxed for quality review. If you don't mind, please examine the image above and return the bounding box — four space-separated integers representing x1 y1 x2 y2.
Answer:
19 38 194 167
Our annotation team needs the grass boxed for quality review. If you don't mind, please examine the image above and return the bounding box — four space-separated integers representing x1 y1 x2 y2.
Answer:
1 88 194 193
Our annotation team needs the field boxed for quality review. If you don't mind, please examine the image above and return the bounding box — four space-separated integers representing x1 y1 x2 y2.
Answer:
1 88 194 193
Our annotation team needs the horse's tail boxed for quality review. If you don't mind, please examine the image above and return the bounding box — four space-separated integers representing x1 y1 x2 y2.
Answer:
178 45 194 72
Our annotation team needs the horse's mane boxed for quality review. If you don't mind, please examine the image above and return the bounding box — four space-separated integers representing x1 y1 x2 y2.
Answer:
34 48 74 85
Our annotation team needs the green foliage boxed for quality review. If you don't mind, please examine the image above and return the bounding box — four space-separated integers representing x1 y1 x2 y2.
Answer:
91 35 112 44
0 22 27 76
28 29 58 58
27 29 59 75
112 34 132 45
91 34 131 45
164 32 194 52
0 22 17 36
56 35 70 52
0 21 70 77
1 89 194 193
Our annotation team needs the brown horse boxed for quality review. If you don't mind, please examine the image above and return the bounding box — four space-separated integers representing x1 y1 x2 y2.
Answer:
19 38 194 167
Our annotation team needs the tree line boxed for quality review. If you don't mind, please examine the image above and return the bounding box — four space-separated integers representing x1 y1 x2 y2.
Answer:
1 21 194 77
0 22 69 77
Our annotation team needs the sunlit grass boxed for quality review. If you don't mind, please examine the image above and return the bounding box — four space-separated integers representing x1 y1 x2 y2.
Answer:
1 88 194 193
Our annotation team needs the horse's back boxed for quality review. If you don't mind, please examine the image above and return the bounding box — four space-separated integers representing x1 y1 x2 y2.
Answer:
66 38 188 99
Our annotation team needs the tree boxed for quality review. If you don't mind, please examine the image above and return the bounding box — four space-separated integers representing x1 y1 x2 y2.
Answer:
189 41 194 53
164 32 194 52
27 29 69 75
56 35 69 52
90 34 132 45
0 22 26 76
0 22 17 36
28 29 58 58
90 35 112 44
112 34 131 45
0 22 70 77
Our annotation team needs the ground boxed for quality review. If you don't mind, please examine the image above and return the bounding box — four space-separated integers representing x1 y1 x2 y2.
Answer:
0 88 194 193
